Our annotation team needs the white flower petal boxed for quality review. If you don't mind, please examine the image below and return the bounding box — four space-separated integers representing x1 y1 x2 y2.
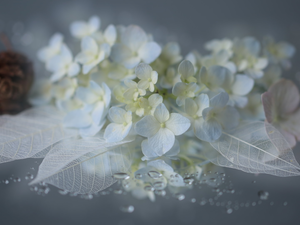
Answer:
135 115 160 137
178 60 194 80
141 139 160 160
138 42 162 64
50 70 66 82
121 25 147 52
123 57 141 69
64 110 92 128
81 37 98 55
91 102 105 125
165 139 180 157
148 128 175 154
135 63 152 79
154 103 170 123
104 24 117 45
185 98 198 117
68 62 80 77
109 107 127 123
230 95 248 108
148 94 163 108
104 123 132 143
195 94 210 116
147 159 174 173
232 74 254 96
138 79 150 90
88 16 100 33
216 105 240 130
194 117 222 142
70 21 88 38
79 120 105 138
75 87 98 104
111 43 133 63
102 83 111 106
210 92 229 108
165 113 191 135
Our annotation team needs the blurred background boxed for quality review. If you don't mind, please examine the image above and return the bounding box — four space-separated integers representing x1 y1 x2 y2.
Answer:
0 0 300 224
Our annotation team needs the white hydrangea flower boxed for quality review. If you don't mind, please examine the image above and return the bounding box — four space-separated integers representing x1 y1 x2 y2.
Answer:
160 67 181 89
111 25 161 69
75 36 110 74
198 65 233 92
232 37 268 79
195 92 239 142
225 74 254 108
135 103 190 155
263 37 296 69
205 38 233 54
104 107 132 142
172 82 199 106
64 81 111 137
201 50 236 74
243 56 268 79
138 94 163 116
123 79 146 101
178 60 197 83
70 16 100 39
37 33 64 64
136 63 158 92
47 44 80 82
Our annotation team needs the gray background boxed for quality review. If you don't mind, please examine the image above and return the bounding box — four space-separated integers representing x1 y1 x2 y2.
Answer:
1 0 300 224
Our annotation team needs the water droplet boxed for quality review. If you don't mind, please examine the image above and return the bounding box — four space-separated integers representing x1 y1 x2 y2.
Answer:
81 194 93 200
283 202 288 206
4 180 9 184
155 189 166 196
183 177 194 185
153 181 165 190
120 205 134 213
175 193 185 201
114 189 123 194
191 198 196 203
58 190 69 195
252 180 257 184
227 208 233 214
148 171 162 179
270 201 274 206
144 185 154 192
200 199 207 206
210 178 216 182
113 173 130 180
25 173 34 180
258 191 269 200
135 173 142 179
13 177 21 182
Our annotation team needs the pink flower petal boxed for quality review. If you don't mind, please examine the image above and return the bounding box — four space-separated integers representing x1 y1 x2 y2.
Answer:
268 79 300 115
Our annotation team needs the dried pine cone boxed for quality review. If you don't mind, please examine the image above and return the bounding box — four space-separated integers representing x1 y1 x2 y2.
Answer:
0 50 34 115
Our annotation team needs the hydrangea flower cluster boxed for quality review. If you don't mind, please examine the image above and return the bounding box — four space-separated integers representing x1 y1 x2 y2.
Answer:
23 15 300 200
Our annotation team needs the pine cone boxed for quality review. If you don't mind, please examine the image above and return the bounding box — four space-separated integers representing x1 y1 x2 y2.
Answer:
0 51 34 115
